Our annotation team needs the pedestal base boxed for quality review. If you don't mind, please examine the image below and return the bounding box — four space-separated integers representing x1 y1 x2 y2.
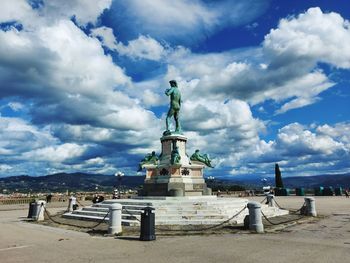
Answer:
143 176 209 196
142 134 210 197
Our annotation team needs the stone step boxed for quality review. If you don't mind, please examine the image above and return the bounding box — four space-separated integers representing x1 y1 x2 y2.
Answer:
155 219 235 225
63 197 288 227
63 213 139 226
81 206 224 215
72 209 228 220
64 213 232 226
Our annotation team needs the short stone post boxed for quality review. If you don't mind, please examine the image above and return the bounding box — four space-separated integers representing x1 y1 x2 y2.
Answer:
33 200 46 221
68 196 76 212
304 197 317 217
266 194 275 207
247 201 264 233
108 203 122 235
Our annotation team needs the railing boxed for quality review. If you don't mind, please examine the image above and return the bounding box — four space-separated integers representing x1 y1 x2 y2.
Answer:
0 197 35 205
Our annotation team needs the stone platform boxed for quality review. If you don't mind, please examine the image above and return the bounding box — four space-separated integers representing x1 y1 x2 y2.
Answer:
63 196 289 226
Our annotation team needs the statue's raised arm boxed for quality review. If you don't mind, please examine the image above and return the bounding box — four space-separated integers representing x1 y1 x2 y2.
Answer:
164 80 182 135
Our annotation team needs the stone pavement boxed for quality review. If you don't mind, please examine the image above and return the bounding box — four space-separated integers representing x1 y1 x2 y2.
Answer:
0 196 349 263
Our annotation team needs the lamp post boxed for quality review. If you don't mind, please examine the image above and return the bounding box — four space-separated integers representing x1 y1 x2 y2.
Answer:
115 171 124 199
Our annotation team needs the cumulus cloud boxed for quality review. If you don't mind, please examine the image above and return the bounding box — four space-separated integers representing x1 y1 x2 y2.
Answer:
0 1 164 176
23 143 87 163
0 117 87 175
90 26 118 50
0 2 349 179
231 122 350 176
264 7 350 69
38 0 112 26
0 0 112 28
0 0 37 24
0 5 163 132
151 7 350 116
91 28 166 61
116 35 166 61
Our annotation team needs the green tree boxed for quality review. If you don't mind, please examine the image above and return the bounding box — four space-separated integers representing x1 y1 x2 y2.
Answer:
275 163 284 188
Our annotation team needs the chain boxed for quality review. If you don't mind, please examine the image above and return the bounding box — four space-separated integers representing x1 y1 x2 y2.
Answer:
75 199 85 208
273 199 306 214
155 205 247 232
43 206 109 230
261 210 305 226
260 196 267 204
123 207 142 222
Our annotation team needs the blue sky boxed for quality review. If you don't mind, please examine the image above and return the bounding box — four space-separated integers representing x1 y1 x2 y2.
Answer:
0 0 349 179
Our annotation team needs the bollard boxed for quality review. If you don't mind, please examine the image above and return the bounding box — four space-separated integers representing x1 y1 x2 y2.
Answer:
266 194 275 207
33 200 46 221
27 200 36 218
140 207 156 241
67 196 77 212
247 201 264 233
304 197 317 217
108 203 123 235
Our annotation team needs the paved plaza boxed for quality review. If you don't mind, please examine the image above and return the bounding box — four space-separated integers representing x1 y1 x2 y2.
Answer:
0 196 349 263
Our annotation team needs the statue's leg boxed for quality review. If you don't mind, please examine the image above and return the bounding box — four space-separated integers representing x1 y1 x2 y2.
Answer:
174 110 181 132
166 109 174 131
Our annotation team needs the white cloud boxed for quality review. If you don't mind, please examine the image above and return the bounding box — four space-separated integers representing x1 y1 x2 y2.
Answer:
0 164 12 172
90 26 118 50
275 123 344 155
229 122 350 176
0 116 56 156
38 0 112 26
0 0 36 24
8 102 24 111
0 0 112 28
150 7 350 115
116 35 166 61
24 143 87 163
264 7 350 69
91 28 166 61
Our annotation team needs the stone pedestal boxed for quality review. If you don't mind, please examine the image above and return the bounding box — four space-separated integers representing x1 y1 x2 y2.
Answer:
142 134 209 196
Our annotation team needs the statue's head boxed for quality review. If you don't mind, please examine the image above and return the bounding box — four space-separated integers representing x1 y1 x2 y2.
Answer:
151 151 156 155
169 80 177 87
195 149 200 153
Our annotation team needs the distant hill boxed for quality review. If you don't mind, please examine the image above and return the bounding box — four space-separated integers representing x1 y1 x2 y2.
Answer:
0 172 349 193
283 173 350 188
0 173 144 193
219 173 350 188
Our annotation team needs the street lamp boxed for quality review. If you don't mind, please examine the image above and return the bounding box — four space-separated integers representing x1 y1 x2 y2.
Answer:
115 171 124 199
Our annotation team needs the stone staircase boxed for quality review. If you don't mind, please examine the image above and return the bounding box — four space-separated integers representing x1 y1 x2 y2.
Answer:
63 196 288 226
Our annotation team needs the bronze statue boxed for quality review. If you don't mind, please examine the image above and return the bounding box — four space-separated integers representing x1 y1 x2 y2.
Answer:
190 149 213 168
164 80 181 135
138 151 159 171
170 146 181 165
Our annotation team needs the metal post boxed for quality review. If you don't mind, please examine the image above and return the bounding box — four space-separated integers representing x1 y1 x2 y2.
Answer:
27 200 36 218
33 200 46 221
140 207 156 241
68 196 76 212
304 197 317 217
108 203 123 235
267 194 275 207
247 201 264 233
115 171 124 199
